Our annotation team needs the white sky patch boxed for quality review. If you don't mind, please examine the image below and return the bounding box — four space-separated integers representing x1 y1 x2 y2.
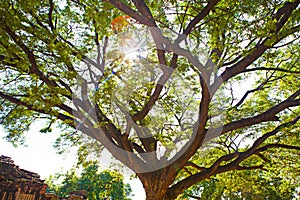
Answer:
0 122 76 179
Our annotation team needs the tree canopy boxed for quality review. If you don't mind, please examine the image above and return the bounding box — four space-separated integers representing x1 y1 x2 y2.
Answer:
46 161 132 199
182 164 299 199
0 0 299 199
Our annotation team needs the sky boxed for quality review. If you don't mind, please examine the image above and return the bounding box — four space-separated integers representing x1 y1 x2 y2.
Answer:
0 121 145 199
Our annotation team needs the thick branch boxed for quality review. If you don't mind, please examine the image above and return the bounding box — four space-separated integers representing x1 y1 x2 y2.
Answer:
132 0 156 26
183 0 220 35
185 162 206 171
107 0 150 25
48 0 55 30
222 93 300 134
205 89 300 142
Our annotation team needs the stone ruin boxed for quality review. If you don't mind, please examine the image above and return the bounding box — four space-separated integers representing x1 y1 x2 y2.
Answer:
0 155 87 200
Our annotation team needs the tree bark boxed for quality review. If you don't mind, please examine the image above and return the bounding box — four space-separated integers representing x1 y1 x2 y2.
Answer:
139 171 174 200
144 181 168 200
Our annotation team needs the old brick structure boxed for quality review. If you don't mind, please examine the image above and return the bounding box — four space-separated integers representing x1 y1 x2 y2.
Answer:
0 155 87 200
0 155 47 200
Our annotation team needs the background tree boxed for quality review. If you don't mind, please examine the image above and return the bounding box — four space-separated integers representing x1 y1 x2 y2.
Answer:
0 0 299 199
181 165 299 200
46 161 132 200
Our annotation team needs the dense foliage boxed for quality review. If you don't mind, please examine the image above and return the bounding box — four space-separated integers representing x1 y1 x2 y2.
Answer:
0 0 299 199
46 162 132 200
182 169 298 199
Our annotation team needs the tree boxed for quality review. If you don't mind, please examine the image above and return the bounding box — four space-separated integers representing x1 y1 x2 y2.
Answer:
0 0 299 199
182 168 298 199
46 162 132 199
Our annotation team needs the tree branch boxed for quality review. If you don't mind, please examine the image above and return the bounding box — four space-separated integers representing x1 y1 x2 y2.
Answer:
186 194 201 200
212 0 300 94
183 0 221 35
107 0 150 25
167 77 211 179
236 165 266 171
4 26 58 87
48 0 55 30
185 162 206 171
226 116 300 166
205 89 300 142
167 116 300 198
0 91 75 126
255 143 300 153
242 67 300 74
234 74 283 108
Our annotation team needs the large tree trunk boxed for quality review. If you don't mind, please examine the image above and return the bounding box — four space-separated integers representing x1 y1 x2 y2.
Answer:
144 184 169 200
139 171 175 200
144 187 177 200
143 178 168 200
145 190 166 200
